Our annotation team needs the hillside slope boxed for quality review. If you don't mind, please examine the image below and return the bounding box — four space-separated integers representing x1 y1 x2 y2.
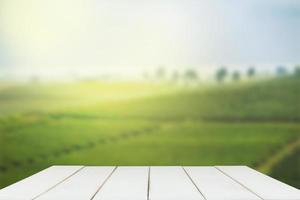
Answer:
90 77 300 121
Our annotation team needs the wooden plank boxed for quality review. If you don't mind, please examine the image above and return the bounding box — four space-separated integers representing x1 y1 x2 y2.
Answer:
217 166 300 200
0 165 83 200
93 166 149 200
184 166 260 200
36 166 115 200
149 166 205 200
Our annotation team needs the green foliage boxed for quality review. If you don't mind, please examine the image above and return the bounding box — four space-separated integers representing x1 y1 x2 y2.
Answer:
171 71 179 82
276 66 288 76
184 69 198 81
294 65 300 78
270 147 300 188
247 67 256 78
215 67 228 83
232 71 241 81
156 66 166 80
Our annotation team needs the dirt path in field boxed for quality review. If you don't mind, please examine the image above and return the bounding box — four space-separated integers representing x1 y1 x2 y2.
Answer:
256 135 300 174
47 113 300 123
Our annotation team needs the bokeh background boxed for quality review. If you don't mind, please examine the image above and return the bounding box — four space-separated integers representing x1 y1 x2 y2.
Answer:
0 0 299 189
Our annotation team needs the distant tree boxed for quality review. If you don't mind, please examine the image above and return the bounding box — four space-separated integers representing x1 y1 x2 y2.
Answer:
232 71 241 81
276 66 288 76
215 67 228 83
30 75 39 83
294 65 300 78
247 67 256 78
184 69 198 81
156 66 166 80
172 71 179 82
142 71 149 80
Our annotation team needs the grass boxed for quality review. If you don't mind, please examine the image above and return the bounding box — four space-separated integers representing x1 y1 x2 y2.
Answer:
54 121 299 165
0 77 299 188
270 147 300 188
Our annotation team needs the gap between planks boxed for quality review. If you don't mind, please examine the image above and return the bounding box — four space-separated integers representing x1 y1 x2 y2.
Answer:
90 166 118 200
147 167 151 200
182 167 208 200
214 166 264 200
32 166 85 200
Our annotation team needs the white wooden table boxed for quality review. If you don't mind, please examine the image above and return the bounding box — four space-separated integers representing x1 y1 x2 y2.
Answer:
0 166 299 200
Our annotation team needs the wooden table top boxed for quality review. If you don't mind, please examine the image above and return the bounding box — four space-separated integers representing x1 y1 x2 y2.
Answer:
0 166 299 200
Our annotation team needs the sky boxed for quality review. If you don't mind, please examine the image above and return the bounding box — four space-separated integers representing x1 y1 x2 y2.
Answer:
0 0 299 78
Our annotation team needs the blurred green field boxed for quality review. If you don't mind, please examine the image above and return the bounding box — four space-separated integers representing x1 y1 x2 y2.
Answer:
0 77 299 189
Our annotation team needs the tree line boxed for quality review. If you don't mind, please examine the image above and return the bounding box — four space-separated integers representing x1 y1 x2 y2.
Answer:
144 65 300 83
